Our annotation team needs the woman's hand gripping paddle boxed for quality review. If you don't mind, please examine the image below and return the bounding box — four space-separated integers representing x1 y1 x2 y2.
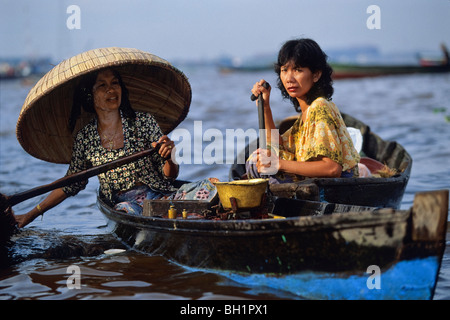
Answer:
0 146 160 241
250 81 271 149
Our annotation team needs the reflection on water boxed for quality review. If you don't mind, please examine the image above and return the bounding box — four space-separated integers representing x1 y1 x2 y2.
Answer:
1 252 289 300
0 69 449 300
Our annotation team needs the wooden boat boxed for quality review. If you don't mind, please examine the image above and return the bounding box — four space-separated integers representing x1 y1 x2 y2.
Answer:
220 61 450 78
331 60 450 79
229 113 412 209
332 44 450 79
98 189 449 300
219 45 450 79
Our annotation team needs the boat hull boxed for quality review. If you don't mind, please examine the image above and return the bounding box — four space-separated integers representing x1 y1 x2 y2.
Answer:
98 190 448 300
219 256 442 300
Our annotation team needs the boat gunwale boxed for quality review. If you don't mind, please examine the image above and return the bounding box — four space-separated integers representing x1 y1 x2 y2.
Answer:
302 172 410 186
98 196 411 236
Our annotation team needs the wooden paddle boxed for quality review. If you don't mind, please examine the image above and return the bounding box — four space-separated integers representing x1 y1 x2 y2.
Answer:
250 81 270 149
0 146 159 233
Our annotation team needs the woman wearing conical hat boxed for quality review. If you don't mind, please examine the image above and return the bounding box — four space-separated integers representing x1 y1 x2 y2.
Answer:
15 68 180 227
13 48 216 227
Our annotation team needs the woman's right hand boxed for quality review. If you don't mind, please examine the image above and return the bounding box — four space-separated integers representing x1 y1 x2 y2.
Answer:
15 188 68 228
152 135 175 160
251 79 271 106
15 209 40 228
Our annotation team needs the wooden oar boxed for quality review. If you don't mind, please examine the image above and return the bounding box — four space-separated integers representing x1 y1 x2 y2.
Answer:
0 146 159 228
250 81 270 149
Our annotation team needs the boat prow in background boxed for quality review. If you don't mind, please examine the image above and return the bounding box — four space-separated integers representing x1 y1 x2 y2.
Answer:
230 113 412 209
98 189 448 300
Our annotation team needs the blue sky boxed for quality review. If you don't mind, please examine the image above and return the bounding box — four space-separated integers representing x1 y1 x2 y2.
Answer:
1 0 449 63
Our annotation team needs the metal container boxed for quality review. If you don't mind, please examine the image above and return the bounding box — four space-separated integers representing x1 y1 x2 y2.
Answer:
213 179 268 210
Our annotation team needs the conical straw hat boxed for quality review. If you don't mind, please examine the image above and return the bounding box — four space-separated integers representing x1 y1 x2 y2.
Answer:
16 47 192 164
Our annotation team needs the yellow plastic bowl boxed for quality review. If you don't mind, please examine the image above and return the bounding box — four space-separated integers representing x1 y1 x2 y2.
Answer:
213 179 268 210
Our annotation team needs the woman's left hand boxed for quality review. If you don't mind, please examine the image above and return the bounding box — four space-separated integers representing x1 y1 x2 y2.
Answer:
152 135 175 160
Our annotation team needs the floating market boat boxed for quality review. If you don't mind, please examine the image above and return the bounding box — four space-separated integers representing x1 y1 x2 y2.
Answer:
331 61 450 79
332 44 450 79
219 45 450 79
230 113 412 209
98 188 448 300
221 58 450 79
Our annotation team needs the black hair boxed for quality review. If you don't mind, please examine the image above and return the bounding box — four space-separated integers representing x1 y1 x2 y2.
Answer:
69 68 136 133
274 38 334 112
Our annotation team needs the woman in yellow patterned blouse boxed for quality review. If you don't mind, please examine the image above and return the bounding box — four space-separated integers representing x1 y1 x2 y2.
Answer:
247 38 360 183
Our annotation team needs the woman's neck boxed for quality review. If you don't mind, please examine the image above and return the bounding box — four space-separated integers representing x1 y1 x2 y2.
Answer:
97 110 122 132
297 98 310 120
96 110 124 149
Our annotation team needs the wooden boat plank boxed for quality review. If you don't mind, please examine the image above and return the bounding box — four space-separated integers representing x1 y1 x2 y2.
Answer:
269 182 319 200
412 189 448 241
143 199 217 217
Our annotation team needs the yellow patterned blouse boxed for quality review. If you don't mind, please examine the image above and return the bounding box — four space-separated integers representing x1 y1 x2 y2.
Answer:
278 97 360 178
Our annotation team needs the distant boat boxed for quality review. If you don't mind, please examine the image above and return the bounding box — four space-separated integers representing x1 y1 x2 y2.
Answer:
0 58 52 80
218 44 450 79
331 44 450 79
331 62 450 79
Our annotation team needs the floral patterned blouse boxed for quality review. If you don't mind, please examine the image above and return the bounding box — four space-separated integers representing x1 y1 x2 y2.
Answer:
278 97 360 178
62 111 177 200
